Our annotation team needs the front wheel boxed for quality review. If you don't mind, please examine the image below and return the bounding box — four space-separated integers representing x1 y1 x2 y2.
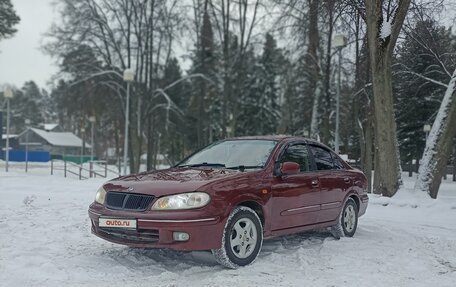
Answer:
331 198 358 239
212 206 263 269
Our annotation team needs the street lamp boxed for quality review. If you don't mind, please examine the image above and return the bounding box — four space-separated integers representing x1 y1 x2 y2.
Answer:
4 86 14 172
89 116 96 161
25 119 31 172
80 127 85 165
123 68 135 175
423 124 431 141
333 34 347 154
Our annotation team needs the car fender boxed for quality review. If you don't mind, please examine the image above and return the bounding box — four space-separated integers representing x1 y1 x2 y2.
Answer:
341 190 361 211
222 193 270 229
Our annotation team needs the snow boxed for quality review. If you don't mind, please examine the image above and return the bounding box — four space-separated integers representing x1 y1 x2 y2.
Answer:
380 19 392 40
43 124 60 131
1 168 456 287
1 134 18 140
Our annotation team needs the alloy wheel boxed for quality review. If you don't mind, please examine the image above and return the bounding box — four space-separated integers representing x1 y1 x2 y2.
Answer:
229 218 258 259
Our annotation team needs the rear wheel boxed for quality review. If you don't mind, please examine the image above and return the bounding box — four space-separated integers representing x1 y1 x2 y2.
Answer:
212 206 263 269
331 198 358 239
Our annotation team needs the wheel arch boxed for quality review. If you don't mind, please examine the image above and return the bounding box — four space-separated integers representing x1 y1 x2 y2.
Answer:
235 200 265 228
347 193 360 212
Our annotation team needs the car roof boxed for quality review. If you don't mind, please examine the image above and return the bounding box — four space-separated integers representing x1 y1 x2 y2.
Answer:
225 135 319 144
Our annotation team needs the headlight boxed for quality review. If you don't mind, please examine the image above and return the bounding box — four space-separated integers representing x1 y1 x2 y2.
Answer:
95 186 107 204
151 192 210 210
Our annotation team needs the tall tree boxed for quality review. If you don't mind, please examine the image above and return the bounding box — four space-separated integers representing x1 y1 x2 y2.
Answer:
394 20 454 170
209 0 262 138
364 0 411 197
0 0 20 41
415 69 456 198
9 81 45 133
157 57 188 165
398 17 456 199
307 0 322 139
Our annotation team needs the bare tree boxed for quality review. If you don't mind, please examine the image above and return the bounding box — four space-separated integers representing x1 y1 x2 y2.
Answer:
45 0 185 172
364 0 411 196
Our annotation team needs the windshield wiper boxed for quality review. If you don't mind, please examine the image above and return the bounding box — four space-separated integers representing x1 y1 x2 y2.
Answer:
226 165 263 172
177 162 226 168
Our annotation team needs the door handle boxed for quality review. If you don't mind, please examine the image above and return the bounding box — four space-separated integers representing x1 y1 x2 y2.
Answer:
311 179 319 186
344 178 351 183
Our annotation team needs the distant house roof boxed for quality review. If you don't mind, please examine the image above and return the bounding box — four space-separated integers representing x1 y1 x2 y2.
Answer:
30 128 91 148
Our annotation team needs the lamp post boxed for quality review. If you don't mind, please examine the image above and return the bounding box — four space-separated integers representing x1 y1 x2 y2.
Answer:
4 87 14 172
123 68 135 175
423 124 431 141
89 116 96 161
333 34 347 154
80 127 85 165
25 119 31 172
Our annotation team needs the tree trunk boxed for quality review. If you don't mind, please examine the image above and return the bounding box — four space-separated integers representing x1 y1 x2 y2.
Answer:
146 115 155 170
321 0 334 144
364 0 411 197
310 80 323 139
415 68 456 198
371 55 400 196
307 0 321 139
364 111 374 193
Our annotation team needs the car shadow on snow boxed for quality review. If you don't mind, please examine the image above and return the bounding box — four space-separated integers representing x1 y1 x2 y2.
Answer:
100 230 335 271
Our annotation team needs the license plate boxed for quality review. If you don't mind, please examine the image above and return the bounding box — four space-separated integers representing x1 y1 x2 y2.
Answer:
99 218 136 229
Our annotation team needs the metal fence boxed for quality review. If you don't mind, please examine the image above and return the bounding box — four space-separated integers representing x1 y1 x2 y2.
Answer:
50 160 120 180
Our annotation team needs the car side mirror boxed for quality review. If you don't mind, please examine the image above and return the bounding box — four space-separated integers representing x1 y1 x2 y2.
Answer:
280 162 300 176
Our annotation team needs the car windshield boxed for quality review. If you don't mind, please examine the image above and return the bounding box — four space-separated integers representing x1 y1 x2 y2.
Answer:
178 140 277 169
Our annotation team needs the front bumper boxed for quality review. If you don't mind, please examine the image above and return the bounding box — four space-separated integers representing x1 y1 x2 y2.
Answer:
88 203 226 251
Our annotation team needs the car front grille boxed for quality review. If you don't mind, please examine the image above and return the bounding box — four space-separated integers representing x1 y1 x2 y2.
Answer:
106 192 154 211
97 226 160 243
91 220 160 243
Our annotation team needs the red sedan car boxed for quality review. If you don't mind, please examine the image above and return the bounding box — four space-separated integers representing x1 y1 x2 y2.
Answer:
89 136 368 268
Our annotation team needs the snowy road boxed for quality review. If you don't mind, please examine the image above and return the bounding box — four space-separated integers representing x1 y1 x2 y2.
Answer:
1 170 455 287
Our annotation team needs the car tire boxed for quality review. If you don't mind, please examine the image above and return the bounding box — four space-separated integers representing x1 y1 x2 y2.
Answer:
330 198 358 239
211 206 263 269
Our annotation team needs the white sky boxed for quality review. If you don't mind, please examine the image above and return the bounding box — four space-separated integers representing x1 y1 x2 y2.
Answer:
0 0 56 90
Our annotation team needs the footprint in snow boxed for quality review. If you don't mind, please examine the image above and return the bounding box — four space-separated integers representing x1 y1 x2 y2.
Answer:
23 195 37 206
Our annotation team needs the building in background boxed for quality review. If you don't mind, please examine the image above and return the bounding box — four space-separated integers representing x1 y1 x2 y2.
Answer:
13 127 91 163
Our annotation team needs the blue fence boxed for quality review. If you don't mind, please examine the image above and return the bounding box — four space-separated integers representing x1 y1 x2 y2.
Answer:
0 150 50 162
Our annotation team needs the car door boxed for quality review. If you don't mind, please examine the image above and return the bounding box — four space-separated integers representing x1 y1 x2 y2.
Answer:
270 143 321 231
330 151 354 204
308 145 342 223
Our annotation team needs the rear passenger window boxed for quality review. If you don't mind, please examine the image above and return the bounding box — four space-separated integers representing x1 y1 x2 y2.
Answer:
309 145 334 170
332 153 345 170
280 144 311 172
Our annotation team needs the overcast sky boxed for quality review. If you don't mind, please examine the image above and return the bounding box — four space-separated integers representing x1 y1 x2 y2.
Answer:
0 0 56 90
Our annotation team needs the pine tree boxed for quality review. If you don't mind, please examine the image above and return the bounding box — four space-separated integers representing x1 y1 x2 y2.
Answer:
237 34 283 135
0 0 20 42
188 10 221 147
159 57 189 164
10 81 45 133
259 33 281 134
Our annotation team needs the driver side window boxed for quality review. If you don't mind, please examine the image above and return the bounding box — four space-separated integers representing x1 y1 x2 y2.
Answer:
280 144 311 172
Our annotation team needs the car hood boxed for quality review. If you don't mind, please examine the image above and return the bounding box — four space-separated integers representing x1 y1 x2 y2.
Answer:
103 167 239 197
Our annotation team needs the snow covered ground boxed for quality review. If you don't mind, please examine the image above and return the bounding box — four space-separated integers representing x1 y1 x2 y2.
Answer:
1 165 455 287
